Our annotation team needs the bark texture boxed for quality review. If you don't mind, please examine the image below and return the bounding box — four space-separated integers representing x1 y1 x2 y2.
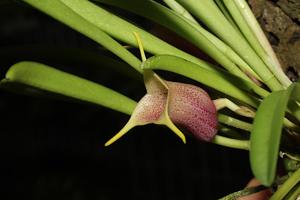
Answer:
249 0 300 81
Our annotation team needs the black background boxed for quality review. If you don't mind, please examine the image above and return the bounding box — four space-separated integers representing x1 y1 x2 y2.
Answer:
0 1 252 199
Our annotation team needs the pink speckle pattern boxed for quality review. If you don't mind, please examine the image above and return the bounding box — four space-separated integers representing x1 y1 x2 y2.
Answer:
131 78 217 142
166 81 218 141
132 93 166 124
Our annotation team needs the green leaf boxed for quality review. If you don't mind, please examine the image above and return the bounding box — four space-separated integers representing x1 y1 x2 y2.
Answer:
142 55 265 107
231 0 291 88
289 82 300 122
1 61 137 115
23 0 142 72
0 45 142 81
25 0 215 73
214 0 239 30
24 0 268 99
291 82 300 100
250 84 295 186
176 0 283 91
94 0 251 81
223 0 268 63
63 0 220 71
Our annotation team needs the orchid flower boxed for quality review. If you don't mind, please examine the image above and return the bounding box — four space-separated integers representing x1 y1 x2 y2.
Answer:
106 33 221 146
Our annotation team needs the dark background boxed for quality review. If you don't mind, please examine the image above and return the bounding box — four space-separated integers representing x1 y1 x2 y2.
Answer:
0 1 254 199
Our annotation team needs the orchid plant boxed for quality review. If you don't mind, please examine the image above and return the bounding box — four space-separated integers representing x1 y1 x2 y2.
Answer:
2 0 300 199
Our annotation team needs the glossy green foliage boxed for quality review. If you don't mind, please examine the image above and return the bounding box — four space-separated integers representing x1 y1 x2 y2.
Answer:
23 0 142 72
142 55 264 107
289 82 300 121
176 0 283 91
1 61 137 115
0 45 142 81
25 0 216 73
250 84 295 186
6 1 299 196
94 0 250 81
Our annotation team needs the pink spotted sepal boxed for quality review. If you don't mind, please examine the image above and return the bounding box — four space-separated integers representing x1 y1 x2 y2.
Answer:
104 70 217 146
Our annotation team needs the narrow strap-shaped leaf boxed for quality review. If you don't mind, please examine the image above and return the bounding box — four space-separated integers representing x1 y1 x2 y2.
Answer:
176 0 283 91
23 0 142 72
50 0 214 72
225 0 291 88
214 0 239 30
142 55 266 107
250 84 295 186
1 61 137 115
222 0 290 88
289 82 300 122
163 0 199 24
94 0 251 81
157 0 258 80
232 0 291 88
24 0 265 99
223 0 267 60
291 82 300 101
0 45 142 81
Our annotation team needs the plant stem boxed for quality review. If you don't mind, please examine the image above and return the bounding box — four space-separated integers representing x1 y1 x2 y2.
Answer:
219 185 267 200
232 0 292 88
285 183 300 200
212 135 249 150
218 114 252 131
215 100 299 132
219 125 248 139
270 167 300 199
284 118 300 132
